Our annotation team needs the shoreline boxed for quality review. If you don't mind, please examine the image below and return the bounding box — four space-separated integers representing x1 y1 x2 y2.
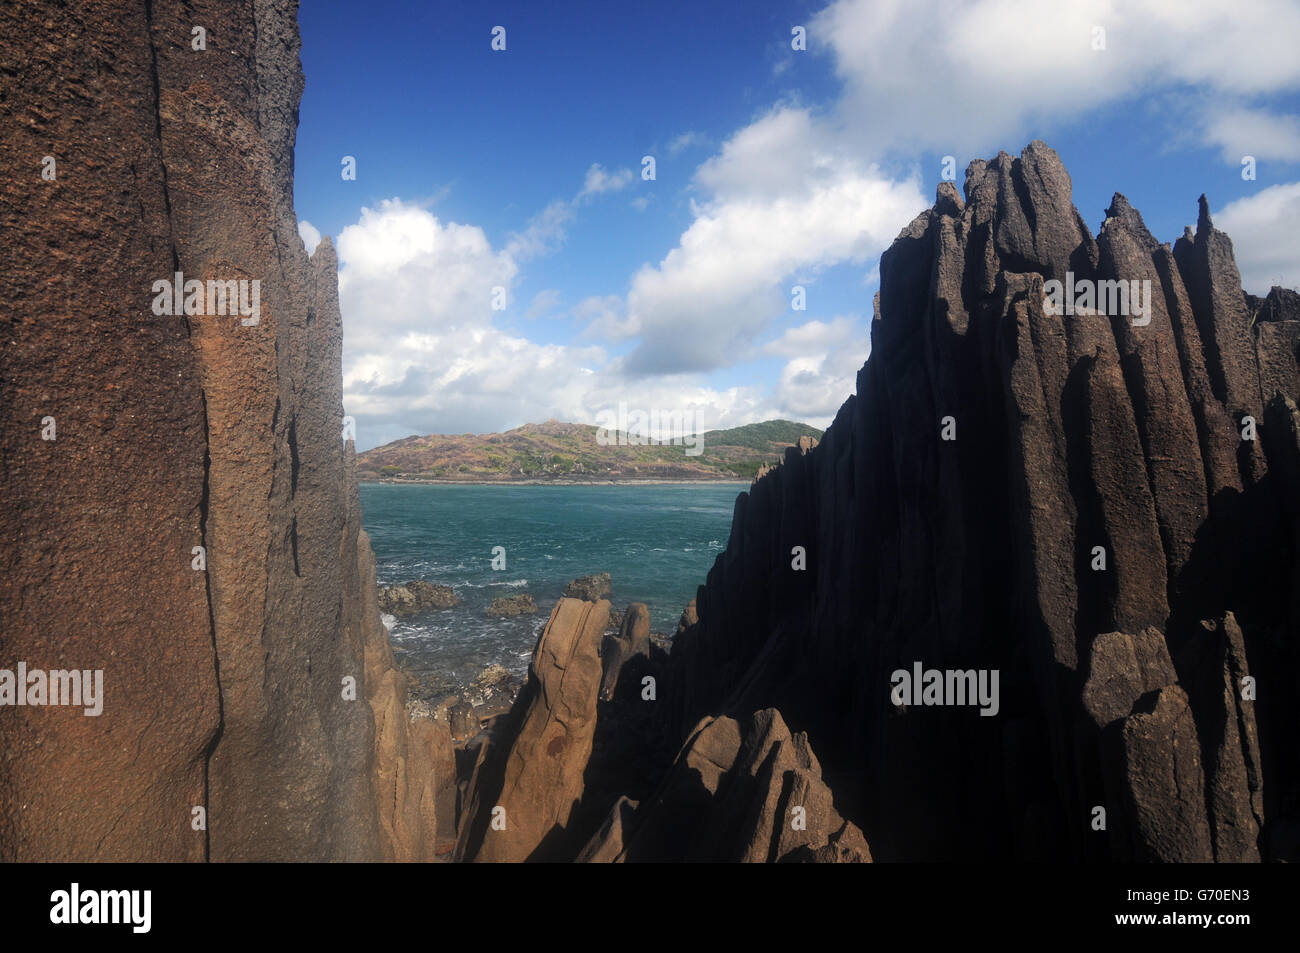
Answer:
361 478 751 487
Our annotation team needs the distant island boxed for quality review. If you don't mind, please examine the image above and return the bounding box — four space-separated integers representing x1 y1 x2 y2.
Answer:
356 418 823 483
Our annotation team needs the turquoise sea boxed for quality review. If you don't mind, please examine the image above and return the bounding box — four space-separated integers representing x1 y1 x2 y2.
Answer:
359 483 743 688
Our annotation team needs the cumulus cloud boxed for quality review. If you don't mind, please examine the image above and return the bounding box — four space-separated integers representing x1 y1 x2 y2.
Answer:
614 107 925 376
763 315 864 359
505 200 574 262
336 0 1300 448
764 316 870 423
1214 183 1300 294
334 200 793 449
1204 107 1300 163
810 0 1300 160
298 220 321 256
588 0 1300 383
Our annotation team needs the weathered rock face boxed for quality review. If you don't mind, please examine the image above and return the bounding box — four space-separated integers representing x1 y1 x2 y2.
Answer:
456 598 611 862
453 590 851 862
0 0 437 861
662 142 1299 862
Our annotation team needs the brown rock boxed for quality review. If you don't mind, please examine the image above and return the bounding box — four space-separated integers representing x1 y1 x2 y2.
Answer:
675 598 698 636
599 602 651 701
564 572 612 602
377 580 460 616
0 0 442 862
457 598 610 862
485 593 538 618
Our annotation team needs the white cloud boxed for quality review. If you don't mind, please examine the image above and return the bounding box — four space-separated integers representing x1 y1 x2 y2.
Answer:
810 0 1300 160
334 199 803 449
298 220 321 256
613 106 925 375
668 131 706 155
527 288 563 319
578 163 634 200
1204 107 1300 163
592 0 1300 384
505 200 574 262
763 315 863 358
337 0 1300 448
764 317 869 423
498 164 635 265
1214 183 1300 294
575 295 635 339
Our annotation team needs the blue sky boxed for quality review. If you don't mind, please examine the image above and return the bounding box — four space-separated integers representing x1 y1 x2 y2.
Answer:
293 0 1300 451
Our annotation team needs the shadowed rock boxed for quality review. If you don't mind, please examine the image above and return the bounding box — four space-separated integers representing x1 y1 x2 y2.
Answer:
600 603 650 701
580 708 870 863
456 598 610 862
655 141 1298 862
486 593 538 617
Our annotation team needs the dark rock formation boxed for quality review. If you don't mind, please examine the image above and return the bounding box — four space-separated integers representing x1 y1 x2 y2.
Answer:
449 141 1296 863
485 593 538 618
660 142 1299 862
583 708 869 862
377 580 460 616
0 0 440 861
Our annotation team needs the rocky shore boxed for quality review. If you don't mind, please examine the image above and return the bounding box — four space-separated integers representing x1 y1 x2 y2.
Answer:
382 572 674 748
5 0 1295 864
378 580 461 616
378 143 1300 863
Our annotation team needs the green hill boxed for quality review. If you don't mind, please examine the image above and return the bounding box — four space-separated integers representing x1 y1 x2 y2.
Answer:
703 419 823 452
356 418 823 483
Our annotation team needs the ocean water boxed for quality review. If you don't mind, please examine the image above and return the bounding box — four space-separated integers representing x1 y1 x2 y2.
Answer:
359 482 743 690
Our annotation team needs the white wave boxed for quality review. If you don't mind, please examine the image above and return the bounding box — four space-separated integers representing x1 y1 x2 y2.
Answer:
380 613 396 631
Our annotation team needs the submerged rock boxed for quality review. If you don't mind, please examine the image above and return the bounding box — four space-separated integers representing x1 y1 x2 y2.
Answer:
377 579 460 616
564 572 612 602
485 593 538 618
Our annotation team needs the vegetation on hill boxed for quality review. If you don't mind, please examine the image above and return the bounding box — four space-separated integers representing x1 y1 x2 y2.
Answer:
356 419 824 483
